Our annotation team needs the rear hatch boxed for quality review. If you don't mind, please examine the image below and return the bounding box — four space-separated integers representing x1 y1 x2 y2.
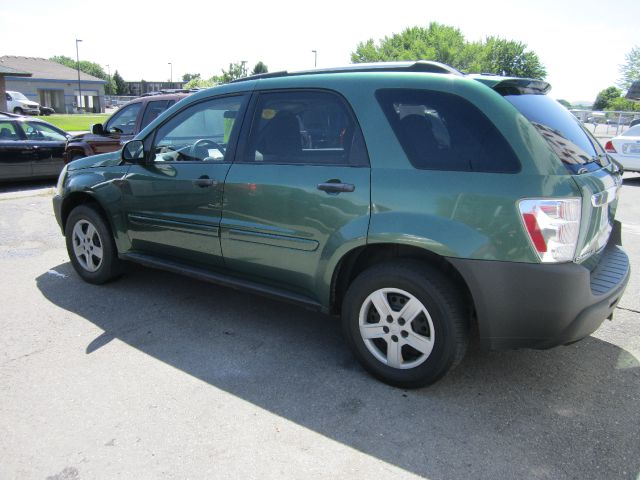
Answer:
476 77 623 268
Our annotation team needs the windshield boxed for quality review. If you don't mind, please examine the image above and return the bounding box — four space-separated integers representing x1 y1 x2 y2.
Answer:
505 94 608 172
9 91 29 101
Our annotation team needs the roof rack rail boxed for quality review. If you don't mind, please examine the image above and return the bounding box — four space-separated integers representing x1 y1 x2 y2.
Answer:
231 61 462 84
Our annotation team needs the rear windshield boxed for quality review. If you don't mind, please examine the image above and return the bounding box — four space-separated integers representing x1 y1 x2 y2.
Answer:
622 125 640 137
505 94 608 173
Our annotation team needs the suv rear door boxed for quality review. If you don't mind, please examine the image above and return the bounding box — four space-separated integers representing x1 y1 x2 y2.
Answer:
220 90 371 301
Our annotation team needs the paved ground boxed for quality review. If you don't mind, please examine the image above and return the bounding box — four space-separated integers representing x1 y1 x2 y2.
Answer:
0 176 639 480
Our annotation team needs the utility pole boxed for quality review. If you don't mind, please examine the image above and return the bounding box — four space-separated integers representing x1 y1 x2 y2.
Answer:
75 39 83 112
312 50 317 67
168 62 172 85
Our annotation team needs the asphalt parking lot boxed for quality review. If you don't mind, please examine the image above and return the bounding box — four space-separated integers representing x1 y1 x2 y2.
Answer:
1 176 639 480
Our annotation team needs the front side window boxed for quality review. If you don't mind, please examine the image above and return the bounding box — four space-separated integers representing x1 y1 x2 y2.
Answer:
105 102 142 135
151 95 245 163
243 90 368 166
377 89 520 173
20 121 67 141
0 121 21 141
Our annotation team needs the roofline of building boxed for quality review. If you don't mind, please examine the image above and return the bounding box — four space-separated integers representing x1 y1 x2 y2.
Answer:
5 76 106 84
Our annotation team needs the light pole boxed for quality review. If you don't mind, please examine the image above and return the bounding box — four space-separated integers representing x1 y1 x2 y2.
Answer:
312 50 317 67
105 64 111 94
241 60 247 77
168 62 172 85
75 39 82 112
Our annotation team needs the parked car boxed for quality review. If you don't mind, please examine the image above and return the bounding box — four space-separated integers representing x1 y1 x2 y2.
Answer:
63 93 188 163
6 91 40 116
630 118 640 127
39 106 55 116
605 124 640 172
53 61 629 387
0 112 70 181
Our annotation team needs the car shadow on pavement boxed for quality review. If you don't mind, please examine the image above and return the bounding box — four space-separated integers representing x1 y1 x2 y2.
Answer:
622 174 640 187
36 262 640 480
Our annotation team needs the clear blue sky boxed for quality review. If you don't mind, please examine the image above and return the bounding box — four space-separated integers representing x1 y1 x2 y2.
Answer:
1 0 638 103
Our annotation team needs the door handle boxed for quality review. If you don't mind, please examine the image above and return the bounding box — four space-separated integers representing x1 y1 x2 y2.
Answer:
317 182 355 194
192 176 218 188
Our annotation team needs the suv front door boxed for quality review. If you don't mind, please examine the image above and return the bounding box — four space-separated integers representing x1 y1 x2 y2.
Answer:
220 90 371 301
121 94 248 267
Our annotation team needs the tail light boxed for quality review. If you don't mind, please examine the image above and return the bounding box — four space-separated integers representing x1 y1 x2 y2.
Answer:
604 141 616 153
518 198 581 263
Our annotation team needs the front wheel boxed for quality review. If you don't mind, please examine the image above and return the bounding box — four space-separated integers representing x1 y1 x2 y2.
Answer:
342 261 469 388
13 107 24 115
65 205 122 284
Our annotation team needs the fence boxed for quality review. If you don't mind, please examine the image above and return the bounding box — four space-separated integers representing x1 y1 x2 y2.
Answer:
570 109 640 138
104 95 137 108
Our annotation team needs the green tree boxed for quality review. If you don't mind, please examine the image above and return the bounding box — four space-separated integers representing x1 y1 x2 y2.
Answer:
112 70 129 95
185 77 218 89
352 23 465 65
182 73 201 83
104 77 116 95
252 61 268 75
557 99 572 109
351 22 546 79
618 46 640 91
219 62 247 83
607 96 640 112
593 86 622 110
475 37 546 78
50 55 108 80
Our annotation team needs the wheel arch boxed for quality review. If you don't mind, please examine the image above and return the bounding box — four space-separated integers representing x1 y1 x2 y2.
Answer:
330 243 476 321
61 191 113 236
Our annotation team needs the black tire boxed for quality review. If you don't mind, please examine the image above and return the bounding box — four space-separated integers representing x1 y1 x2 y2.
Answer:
65 204 122 284
13 107 23 115
342 260 469 388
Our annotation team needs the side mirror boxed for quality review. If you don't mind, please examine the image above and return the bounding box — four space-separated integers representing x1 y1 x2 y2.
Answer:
121 140 145 163
91 123 105 135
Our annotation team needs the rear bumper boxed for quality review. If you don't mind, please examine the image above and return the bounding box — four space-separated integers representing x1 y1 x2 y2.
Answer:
609 153 640 173
449 240 630 350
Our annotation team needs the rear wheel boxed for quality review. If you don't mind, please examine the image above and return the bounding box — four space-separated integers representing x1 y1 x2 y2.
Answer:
65 205 122 284
342 261 469 388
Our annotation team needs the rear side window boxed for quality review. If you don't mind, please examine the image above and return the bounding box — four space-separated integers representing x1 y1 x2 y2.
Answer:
141 100 171 128
243 90 369 166
0 121 21 141
376 89 520 173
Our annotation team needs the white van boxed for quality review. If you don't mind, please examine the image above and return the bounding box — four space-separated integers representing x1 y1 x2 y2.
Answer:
5 91 40 115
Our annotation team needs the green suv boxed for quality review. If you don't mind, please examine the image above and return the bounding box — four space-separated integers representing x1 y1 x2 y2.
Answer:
53 62 630 387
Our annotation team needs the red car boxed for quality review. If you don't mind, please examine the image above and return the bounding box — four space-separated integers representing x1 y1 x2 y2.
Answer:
63 93 188 163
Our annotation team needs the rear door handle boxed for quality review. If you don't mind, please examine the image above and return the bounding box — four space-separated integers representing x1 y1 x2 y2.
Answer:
193 176 218 188
317 182 355 194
